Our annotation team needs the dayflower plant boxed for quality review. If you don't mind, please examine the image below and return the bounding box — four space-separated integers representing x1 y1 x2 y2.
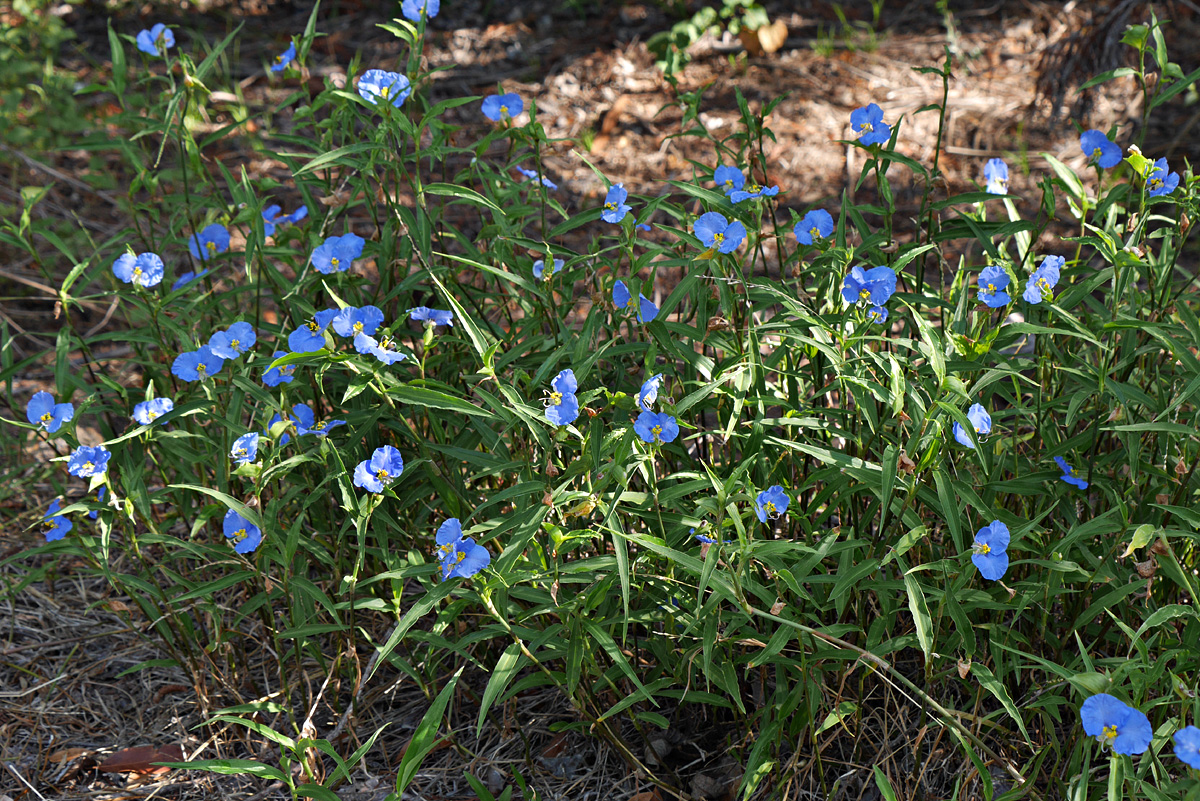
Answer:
231 433 259 466
613 280 658 323
135 23 174 57
88 487 106 521
794 209 833 245
358 70 412 107
841 266 896 307
693 212 746 254
223 509 263 554
401 0 439 20
729 180 780 204
435 518 490 580
188 224 231 263
1081 129 1121 169
262 203 306 236
353 446 405 493
714 165 744 196
850 103 890 146
636 373 664 411
270 41 296 73
953 403 992 448
634 411 678 444
41 499 72 542
1055 456 1088 489
113 252 164 287
289 310 339 353
970 520 1009 580
331 306 385 339
172 346 225 382
1146 157 1180 197
132 398 174 426
1080 694 1152 755
355 333 408 365
263 351 296 386
515 166 556 190
755 485 789 522
984 158 1009 194
978 264 1012 308
533 258 564 280
602 184 632 223
1023 255 1062 304
311 233 365 274
1174 725 1200 769
481 92 522 122
208 322 256 359
68 445 110 478
26 391 74 433
171 270 209 291
410 307 455 327
544 368 579 426
292 404 345 437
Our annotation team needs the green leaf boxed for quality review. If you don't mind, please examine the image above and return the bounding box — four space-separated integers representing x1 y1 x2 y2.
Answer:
394 667 463 796
902 572 932 666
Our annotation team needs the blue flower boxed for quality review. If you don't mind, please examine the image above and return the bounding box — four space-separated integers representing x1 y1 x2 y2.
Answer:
88 486 106 520
231 432 259 465
68 445 110 478
636 222 652 232
1174 725 1200 769
352 445 405 493
26 391 74 433
602 184 632 224
533 258 564 280
132 397 174 426
311 232 365 274
794 209 834 245
188 224 231 263
1023 255 1062 304
208 321 256 359
263 350 296 386
292 403 345 437
223 508 263 554
693 212 746 254
1146 157 1180 197
135 23 174 57
953 403 992 448
112 252 165 287
755 485 789 523
729 182 780 204
171 270 209 291
264 412 291 446
970 520 1009 580
482 92 523 122
435 518 491 580
1080 130 1121 169
355 333 408 365
172 345 225 382
515 166 557 190
42 499 73 542
270 41 296 73
401 0 439 20
263 203 307 236
841 265 896 306
634 411 678 444
613 280 658 323
850 103 890 146
1080 694 1152 755
713 165 745 196
411 307 455 327
1055 456 1088 489
978 264 1012 307
288 309 339 353
332 305 385 338
544 368 579 426
636 373 664 412
984 158 1009 194
358 70 412 107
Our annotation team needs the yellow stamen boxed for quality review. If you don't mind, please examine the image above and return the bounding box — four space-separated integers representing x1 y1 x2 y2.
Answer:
375 469 389 481
651 425 662 439
380 85 390 99
861 122 873 133
859 288 871 302
330 257 340 268
133 267 142 281
307 320 319 332
810 227 821 239
230 339 240 350
986 283 996 293
713 232 725 245
499 104 508 115
353 322 363 334
549 391 562 406
206 241 217 255
1102 724 1118 742
765 501 777 515
197 363 207 375
978 543 991 555
82 461 94 472
232 527 248 542
40 412 53 424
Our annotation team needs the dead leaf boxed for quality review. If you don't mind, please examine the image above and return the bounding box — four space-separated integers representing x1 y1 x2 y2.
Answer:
769 599 786 615
98 744 184 775
739 20 788 56
47 747 90 763
629 790 662 801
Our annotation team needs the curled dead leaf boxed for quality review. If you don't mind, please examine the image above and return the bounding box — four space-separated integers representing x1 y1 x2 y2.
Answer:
98 744 184 775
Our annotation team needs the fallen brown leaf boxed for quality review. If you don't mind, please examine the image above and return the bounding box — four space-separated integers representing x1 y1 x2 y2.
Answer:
47 747 90 763
98 744 184 775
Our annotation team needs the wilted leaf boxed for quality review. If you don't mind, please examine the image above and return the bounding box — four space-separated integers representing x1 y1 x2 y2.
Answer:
98 744 184 775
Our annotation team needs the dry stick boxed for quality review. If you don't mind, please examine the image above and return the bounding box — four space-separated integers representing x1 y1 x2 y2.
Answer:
746 606 1041 798
328 620 398 743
